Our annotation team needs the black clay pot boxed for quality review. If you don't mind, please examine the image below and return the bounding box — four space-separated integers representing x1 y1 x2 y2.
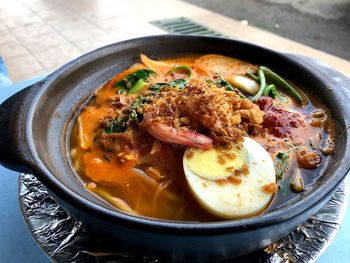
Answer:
0 35 349 262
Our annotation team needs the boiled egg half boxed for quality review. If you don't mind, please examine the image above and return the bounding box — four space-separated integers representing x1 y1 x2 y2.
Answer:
183 137 276 219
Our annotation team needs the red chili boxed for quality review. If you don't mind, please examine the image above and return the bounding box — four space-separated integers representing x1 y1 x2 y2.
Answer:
256 96 305 137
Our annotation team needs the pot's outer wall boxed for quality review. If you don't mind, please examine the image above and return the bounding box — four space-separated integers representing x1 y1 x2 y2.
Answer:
48 180 338 261
0 35 349 260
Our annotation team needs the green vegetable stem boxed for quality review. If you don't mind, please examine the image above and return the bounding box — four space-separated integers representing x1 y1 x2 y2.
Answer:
247 72 259 81
251 67 266 102
260 66 306 105
168 65 193 79
127 79 146 94
115 69 155 94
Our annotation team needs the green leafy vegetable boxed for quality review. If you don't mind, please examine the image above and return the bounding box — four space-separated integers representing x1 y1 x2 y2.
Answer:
105 117 128 134
214 74 234 91
128 96 152 122
211 74 247 99
131 95 149 109
277 152 289 162
168 78 187 88
150 78 187 92
149 83 165 92
115 69 155 91
274 152 290 180
104 96 152 133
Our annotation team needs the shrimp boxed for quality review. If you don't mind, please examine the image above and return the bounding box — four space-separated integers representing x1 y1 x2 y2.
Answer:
146 122 212 149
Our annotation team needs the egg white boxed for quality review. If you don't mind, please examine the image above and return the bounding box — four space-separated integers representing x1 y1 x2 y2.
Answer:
183 137 276 219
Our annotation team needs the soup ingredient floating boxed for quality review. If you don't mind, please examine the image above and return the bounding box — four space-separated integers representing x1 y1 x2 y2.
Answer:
70 53 335 221
183 137 276 219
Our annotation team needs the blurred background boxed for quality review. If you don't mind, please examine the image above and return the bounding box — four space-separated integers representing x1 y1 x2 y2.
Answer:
0 0 348 83
185 0 350 60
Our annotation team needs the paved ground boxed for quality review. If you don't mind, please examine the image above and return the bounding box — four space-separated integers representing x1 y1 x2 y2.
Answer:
183 0 350 60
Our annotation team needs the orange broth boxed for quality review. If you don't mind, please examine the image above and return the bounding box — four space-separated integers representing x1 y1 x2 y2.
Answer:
69 54 335 221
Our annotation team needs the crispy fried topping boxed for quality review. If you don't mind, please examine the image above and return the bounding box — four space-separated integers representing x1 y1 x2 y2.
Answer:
142 81 264 148
227 175 242 185
262 183 278 193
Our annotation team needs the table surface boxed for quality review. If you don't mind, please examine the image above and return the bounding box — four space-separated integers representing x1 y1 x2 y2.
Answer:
0 76 350 262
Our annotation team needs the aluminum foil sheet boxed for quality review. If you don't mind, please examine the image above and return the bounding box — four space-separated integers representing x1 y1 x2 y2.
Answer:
18 173 349 263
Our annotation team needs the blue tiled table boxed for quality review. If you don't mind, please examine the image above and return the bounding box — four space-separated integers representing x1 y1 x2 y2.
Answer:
0 77 349 263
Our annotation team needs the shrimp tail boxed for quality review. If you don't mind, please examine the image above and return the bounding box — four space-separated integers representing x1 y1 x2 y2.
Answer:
147 123 212 149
